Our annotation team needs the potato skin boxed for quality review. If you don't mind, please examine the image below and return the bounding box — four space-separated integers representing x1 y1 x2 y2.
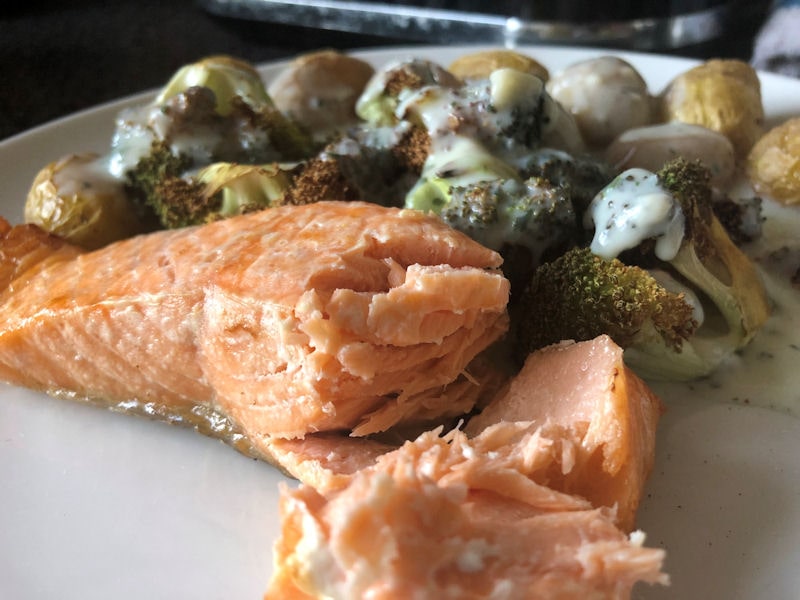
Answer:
25 153 150 250
605 122 736 189
660 59 764 159
546 56 653 149
268 50 375 134
747 116 800 204
448 49 549 82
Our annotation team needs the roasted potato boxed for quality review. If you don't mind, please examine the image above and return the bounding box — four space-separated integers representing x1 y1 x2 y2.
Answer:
546 56 654 149
660 59 764 159
268 50 375 135
605 122 736 189
747 116 800 204
448 49 549 82
25 153 150 250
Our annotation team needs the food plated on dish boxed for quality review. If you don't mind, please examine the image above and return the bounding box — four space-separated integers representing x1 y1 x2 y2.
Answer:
1 45 799 599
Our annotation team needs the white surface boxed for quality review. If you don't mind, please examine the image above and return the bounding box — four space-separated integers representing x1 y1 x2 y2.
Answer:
1 46 799 599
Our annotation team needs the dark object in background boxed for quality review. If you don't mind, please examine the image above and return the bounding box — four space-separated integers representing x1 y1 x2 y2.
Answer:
0 0 770 141
0 0 391 141
200 0 771 51
752 0 800 78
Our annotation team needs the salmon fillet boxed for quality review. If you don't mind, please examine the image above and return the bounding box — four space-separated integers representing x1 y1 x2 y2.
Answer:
270 336 662 532
266 424 668 599
0 201 509 441
466 336 663 532
267 336 667 598
263 348 514 491
1 205 667 597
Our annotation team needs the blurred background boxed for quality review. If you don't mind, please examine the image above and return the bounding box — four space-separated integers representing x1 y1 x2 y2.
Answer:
0 0 776 141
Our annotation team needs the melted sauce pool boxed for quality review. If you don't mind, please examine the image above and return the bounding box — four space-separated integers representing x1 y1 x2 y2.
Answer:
650 195 800 416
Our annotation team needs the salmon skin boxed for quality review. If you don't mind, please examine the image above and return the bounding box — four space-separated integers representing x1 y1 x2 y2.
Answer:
0 201 510 442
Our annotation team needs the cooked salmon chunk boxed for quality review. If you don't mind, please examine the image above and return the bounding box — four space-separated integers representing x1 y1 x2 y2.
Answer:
466 336 663 532
0 202 509 440
266 424 668 599
267 336 668 598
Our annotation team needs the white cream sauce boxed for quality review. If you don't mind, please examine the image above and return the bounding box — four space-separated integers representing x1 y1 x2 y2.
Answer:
397 82 520 203
51 154 127 199
585 168 685 261
396 68 568 212
107 106 158 178
650 193 800 416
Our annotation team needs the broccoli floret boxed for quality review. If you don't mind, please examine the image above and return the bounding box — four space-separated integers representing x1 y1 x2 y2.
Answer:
654 160 771 351
517 148 614 218
442 178 578 258
537 157 773 380
484 68 585 157
406 162 580 290
390 125 431 176
516 247 700 377
124 140 193 218
404 136 520 212
445 177 581 291
150 162 295 228
394 67 583 164
282 156 363 205
280 123 429 207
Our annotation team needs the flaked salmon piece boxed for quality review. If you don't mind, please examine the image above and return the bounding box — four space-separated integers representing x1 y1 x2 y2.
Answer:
263 433 395 494
266 425 668 599
261 348 515 491
465 335 663 532
0 202 509 440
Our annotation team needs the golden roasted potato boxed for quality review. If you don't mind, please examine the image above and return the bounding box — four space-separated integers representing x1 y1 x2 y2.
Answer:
268 50 375 135
747 116 800 204
25 153 150 250
448 49 549 81
660 59 764 158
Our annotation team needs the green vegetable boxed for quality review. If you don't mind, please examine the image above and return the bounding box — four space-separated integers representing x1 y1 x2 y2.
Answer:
154 55 314 160
517 148 614 218
516 247 702 380
517 159 771 381
123 140 193 216
442 177 577 261
404 139 520 214
149 162 295 229
405 149 580 290
654 159 771 366
284 126 429 208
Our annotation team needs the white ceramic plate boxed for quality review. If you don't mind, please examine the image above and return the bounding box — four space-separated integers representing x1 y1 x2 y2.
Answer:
1 46 799 600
